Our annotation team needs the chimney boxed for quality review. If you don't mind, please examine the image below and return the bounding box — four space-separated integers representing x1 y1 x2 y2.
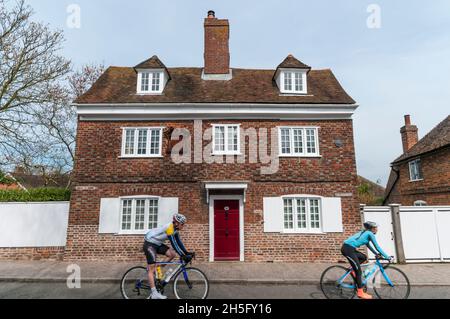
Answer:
203 10 230 76
400 115 419 152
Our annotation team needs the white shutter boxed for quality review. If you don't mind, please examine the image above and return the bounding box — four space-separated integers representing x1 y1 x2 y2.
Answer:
263 197 283 233
158 197 179 227
321 197 343 233
98 198 121 234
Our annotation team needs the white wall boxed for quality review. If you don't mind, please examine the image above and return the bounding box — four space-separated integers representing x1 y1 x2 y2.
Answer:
0 202 70 247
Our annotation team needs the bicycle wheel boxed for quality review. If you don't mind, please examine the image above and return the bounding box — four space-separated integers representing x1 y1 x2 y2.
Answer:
173 267 209 299
320 265 356 299
373 266 410 299
120 266 151 299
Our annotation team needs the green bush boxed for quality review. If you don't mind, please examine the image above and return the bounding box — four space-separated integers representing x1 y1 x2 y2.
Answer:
0 188 71 202
0 170 15 185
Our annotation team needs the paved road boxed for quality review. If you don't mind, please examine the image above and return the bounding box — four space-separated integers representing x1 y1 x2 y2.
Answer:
0 282 449 299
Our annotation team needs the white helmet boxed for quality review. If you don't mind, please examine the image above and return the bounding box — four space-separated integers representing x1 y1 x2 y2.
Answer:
173 213 187 224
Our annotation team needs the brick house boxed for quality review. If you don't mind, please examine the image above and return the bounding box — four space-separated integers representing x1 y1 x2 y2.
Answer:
66 11 360 263
384 115 450 206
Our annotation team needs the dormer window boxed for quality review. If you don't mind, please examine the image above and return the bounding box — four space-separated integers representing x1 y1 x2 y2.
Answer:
134 55 170 95
281 71 307 94
137 71 163 94
274 54 311 95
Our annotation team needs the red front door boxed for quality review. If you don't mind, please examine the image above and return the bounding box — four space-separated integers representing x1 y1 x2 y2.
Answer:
214 200 240 261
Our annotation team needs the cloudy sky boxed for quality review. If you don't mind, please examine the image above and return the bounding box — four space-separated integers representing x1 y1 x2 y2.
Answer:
29 0 450 185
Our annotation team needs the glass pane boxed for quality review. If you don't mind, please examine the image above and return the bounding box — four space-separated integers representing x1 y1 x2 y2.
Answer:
134 200 146 230
148 199 158 229
284 72 292 91
151 72 160 91
137 130 148 155
227 126 238 152
141 73 150 91
121 200 132 230
149 129 160 155
306 129 316 154
296 199 307 229
124 129 135 155
295 72 303 91
214 126 225 152
309 199 321 229
280 128 291 154
293 129 303 154
283 199 294 229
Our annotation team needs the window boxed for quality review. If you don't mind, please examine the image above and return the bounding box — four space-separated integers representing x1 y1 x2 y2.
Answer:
121 128 163 157
213 124 240 155
409 159 423 181
281 71 307 94
279 127 319 157
414 200 427 207
120 198 159 232
137 71 163 93
283 197 322 232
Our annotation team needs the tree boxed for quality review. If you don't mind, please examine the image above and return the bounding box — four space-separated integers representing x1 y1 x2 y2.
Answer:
0 0 70 169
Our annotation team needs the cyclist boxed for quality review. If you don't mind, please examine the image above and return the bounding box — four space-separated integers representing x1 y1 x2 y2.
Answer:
342 221 391 299
143 213 192 299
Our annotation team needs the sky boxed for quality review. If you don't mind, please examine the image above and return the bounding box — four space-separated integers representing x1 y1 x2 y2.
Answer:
27 0 450 186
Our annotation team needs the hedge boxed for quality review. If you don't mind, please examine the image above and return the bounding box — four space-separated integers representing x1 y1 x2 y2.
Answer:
0 188 71 202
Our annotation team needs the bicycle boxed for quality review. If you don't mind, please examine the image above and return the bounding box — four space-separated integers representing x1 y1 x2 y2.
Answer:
320 255 410 299
120 252 209 299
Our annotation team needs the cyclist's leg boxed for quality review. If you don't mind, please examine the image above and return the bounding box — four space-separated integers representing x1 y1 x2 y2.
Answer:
157 244 176 263
356 251 368 264
342 244 363 288
143 242 157 289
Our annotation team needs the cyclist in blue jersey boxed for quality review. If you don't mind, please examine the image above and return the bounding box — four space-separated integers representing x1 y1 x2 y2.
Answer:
342 221 391 299
143 213 192 299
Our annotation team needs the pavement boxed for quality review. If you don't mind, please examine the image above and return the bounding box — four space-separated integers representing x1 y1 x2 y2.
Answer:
1 260 450 286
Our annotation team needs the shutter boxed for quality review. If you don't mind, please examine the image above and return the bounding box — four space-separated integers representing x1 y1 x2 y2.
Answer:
263 197 283 233
98 198 121 234
158 197 179 227
321 197 343 233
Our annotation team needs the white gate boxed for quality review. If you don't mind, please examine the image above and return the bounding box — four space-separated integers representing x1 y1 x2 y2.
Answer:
362 205 450 263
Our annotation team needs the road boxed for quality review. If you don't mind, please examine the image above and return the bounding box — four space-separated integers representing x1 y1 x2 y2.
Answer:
0 282 449 299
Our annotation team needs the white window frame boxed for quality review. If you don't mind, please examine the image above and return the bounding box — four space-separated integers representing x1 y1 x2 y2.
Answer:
120 127 163 158
119 196 160 234
212 124 241 155
280 70 307 94
137 70 164 94
414 200 427 207
409 158 423 181
282 196 323 234
278 127 320 157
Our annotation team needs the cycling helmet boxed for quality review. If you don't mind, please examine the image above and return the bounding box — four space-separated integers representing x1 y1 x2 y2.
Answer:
173 213 187 224
363 221 378 230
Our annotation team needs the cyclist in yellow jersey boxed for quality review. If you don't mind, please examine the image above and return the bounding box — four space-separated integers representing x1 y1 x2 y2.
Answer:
143 213 191 299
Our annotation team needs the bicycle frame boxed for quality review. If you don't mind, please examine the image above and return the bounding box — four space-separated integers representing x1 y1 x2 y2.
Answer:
337 259 394 289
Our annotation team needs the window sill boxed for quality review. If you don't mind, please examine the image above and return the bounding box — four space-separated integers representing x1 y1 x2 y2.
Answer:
119 155 164 159
136 92 164 95
211 152 243 156
116 231 147 236
279 92 311 96
282 230 324 235
409 178 424 182
278 154 322 158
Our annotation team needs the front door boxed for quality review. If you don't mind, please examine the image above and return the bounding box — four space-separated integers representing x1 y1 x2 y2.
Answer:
214 200 240 261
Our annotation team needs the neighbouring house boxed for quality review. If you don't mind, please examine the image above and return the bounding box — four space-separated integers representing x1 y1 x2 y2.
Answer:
63 11 360 263
384 115 450 206
357 176 385 206
0 172 24 190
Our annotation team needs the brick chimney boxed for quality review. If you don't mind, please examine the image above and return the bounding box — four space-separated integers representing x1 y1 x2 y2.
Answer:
400 115 419 152
203 10 230 76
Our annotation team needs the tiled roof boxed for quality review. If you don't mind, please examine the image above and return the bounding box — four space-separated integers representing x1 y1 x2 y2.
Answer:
276 54 311 70
75 66 355 105
392 115 450 163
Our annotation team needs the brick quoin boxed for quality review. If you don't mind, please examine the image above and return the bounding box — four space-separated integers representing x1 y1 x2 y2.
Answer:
65 119 360 263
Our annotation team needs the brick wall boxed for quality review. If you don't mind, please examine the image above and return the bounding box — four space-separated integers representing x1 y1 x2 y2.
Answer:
0 247 65 261
66 119 360 262
386 147 450 205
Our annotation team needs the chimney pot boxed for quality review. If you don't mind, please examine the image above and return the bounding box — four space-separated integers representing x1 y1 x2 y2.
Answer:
207 10 215 18
404 114 411 126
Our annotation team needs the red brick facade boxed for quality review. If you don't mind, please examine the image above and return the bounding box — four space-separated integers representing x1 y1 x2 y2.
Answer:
65 119 360 262
0 247 65 261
